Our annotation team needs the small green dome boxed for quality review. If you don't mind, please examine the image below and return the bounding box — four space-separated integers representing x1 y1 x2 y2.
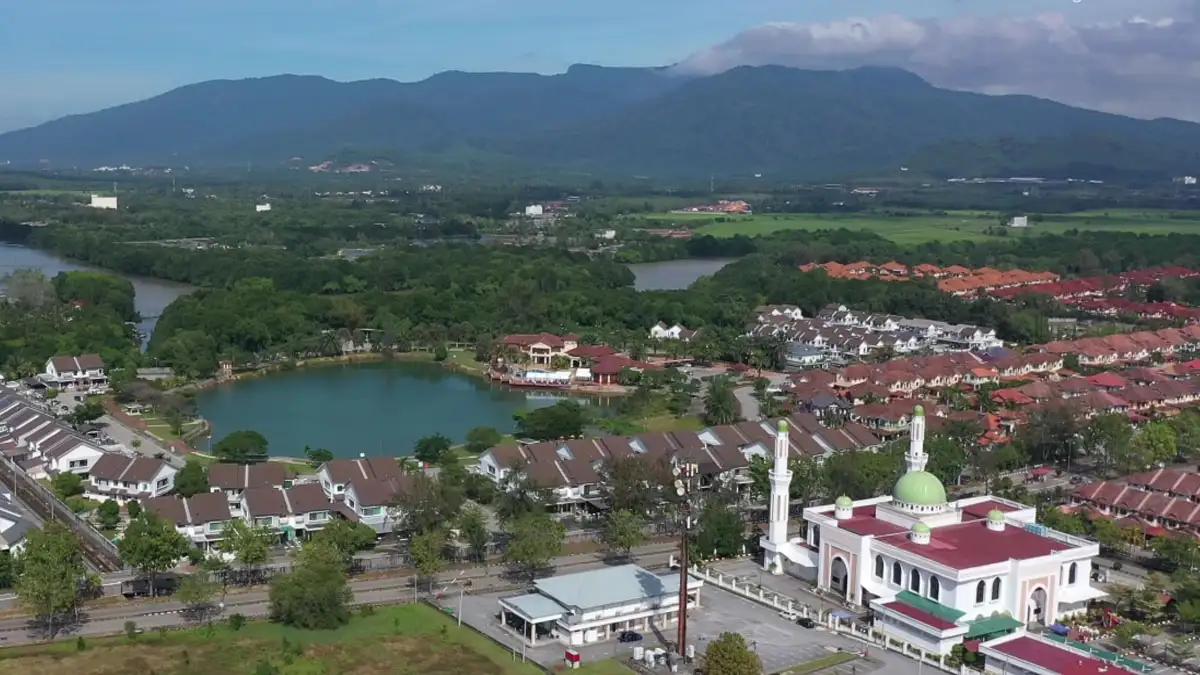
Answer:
835 495 853 508
913 404 925 417
893 470 947 507
987 509 1006 523
778 420 788 433
912 522 931 534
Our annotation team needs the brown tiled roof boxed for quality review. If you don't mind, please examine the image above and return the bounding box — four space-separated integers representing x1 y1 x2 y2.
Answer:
243 486 290 517
144 492 231 526
209 462 289 490
285 483 332 513
322 457 403 484
90 454 169 483
349 476 412 507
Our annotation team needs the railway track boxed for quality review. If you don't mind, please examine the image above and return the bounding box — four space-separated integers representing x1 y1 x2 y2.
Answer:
0 544 680 633
0 464 122 572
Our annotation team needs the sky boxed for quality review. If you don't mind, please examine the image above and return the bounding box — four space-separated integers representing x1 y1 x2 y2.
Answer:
1 0 1196 132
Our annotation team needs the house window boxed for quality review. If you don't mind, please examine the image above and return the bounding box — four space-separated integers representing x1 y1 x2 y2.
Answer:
208 522 223 531
909 570 921 593
254 517 273 527
69 459 88 468
874 555 884 579
892 562 902 586
156 478 168 488
364 506 382 516
975 580 986 604
1068 562 1077 585
929 577 940 601
991 578 1001 601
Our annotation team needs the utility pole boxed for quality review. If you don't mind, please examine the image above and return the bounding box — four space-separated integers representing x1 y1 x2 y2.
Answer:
672 461 699 660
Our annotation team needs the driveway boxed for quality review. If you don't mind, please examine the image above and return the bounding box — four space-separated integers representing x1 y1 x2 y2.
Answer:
99 414 186 469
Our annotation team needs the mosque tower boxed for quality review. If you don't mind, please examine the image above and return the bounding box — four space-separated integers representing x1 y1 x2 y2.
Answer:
766 420 792 553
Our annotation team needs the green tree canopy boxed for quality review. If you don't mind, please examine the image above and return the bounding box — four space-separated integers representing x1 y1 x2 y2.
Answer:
213 430 269 464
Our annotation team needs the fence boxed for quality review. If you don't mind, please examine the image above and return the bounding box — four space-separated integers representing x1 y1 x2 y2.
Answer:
0 455 123 571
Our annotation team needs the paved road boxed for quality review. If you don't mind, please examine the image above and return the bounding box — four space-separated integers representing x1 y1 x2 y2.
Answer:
98 414 185 469
734 386 761 421
0 544 679 645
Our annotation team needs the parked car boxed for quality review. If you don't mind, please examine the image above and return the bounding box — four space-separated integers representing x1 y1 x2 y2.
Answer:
778 609 800 622
618 631 643 643
797 617 816 628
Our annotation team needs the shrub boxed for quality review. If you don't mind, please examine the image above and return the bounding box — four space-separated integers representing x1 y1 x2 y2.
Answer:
75 636 87 651
124 620 138 640
228 613 246 631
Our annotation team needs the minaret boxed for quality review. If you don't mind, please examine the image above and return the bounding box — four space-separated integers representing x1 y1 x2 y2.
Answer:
767 420 793 549
905 405 927 473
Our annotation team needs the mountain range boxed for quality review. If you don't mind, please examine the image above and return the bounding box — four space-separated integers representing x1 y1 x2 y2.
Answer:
2 64 1199 180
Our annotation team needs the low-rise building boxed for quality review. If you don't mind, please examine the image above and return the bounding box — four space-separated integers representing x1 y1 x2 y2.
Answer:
0 488 34 552
648 322 697 341
209 462 290 515
242 483 340 543
498 564 703 646
317 457 404 499
144 492 233 550
979 633 1140 675
86 454 177 503
42 355 107 389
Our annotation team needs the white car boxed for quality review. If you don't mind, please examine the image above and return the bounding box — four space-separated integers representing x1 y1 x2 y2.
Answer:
778 609 799 622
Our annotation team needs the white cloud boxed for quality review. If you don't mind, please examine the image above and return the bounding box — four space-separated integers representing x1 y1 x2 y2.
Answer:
673 2 1200 121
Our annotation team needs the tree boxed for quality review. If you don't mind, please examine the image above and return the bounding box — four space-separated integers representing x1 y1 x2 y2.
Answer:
67 401 106 427
1083 414 1133 477
15 523 86 635
310 520 376 569
514 400 587 440
3 269 54 308
601 510 647 560
97 499 121 529
504 512 566 581
393 473 464 535
52 472 84 499
410 529 447 594
701 632 762 675
457 504 491 563
598 455 670 518
219 520 273 570
126 499 142 518
174 459 209 498
268 541 351 629
213 430 269 464
118 513 191 594
176 573 219 620
493 465 547 525
693 499 744 560
704 376 739 425
465 426 503 454
1131 422 1179 467
303 445 334 466
413 433 453 465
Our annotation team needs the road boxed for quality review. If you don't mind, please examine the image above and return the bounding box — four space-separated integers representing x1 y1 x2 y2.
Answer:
98 414 185 469
0 544 679 645
734 386 761 420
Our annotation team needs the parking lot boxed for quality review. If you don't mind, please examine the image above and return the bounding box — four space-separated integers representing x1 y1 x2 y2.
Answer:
447 584 924 674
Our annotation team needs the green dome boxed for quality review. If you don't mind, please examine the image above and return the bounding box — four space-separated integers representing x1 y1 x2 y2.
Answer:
913 404 925 417
987 509 1006 523
835 495 853 508
893 470 947 507
912 522 931 534
778 420 788 433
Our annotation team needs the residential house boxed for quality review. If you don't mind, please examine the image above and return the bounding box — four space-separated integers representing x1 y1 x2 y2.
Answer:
0 488 33 552
0 395 107 475
317 457 404 499
755 305 804 321
242 483 341 542
648 322 697 341
86 454 177 503
784 343 827 370
144 492 233 550
208 462 290 515
42 354 107 389
343 477 410 533
499 334 580 366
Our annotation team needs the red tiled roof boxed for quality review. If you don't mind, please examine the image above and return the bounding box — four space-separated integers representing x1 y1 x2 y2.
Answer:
986 637 1136 675
880 601 958 631
879 520 1071 569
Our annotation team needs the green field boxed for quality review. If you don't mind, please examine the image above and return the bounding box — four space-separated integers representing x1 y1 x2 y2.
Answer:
0 603 635 675
645 209 1200 243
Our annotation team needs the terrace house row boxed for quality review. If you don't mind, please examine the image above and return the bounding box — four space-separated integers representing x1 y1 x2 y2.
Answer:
476 412 881 514
1067 468 1200 541
41 354 108 390
1039 326 1200 366
0 394 108 476
817 305 1003 352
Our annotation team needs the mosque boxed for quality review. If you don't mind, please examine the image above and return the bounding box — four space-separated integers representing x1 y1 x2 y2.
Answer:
760 405 1108 656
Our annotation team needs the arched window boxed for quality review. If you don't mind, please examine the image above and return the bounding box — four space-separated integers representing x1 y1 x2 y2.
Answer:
875 555 884 579
1068 562 1078 585
929 577 940 601
991 578 1002 601
892 562 902 586
909 570 921 593
975 580 986 604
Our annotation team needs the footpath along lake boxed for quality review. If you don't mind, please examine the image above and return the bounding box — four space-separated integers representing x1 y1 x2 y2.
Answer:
194 361 589 459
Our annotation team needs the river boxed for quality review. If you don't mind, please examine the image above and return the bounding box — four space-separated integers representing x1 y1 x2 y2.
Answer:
0 244 193 340
194 361 584 458
627 258 736 290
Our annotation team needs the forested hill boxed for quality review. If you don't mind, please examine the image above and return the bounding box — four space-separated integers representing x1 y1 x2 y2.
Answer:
3 65 1200 180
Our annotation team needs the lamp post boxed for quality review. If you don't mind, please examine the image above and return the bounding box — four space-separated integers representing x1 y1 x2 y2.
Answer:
672 461 699 660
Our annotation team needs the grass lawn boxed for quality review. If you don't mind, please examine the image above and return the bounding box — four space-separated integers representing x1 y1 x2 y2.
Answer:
777 651 858 675
639 415 705 433
445 349 489 375
0 603 553 675
648 209 1200 243
139 413 204 443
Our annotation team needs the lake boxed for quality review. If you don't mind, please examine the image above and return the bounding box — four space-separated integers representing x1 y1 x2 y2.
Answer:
0 243 193 340
627 258 736 290
194 361 579 458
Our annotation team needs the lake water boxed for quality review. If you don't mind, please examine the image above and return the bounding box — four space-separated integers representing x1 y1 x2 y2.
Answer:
0 244 193 339
194 361 578 458
627 258 736 290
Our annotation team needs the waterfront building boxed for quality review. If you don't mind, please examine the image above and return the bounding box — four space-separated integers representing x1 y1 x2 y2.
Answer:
86 454 177 503
761 405 1106 656
497 564 702 646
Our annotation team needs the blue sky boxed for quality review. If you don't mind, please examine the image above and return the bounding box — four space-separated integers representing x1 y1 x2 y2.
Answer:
0 0 1159 131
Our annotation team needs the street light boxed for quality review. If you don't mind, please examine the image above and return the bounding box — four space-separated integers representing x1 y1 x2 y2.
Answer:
672 461 699 660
